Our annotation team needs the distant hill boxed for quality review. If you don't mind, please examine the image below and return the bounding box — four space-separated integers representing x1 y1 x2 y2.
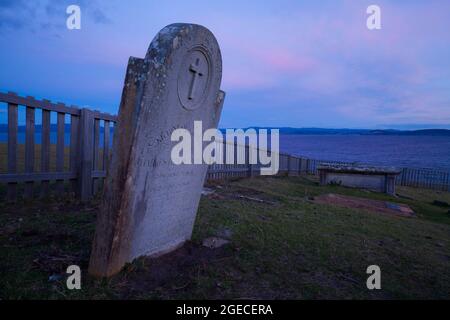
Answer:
363 129 450 136
1 124 449 136
221 127 450 136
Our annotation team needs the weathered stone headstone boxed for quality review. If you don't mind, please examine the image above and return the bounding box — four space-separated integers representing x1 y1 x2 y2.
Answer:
88 23 225 277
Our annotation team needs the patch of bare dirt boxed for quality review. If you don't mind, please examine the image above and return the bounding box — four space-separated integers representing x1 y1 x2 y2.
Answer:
203 184 279 205
114 241 234 298
313 193 415 217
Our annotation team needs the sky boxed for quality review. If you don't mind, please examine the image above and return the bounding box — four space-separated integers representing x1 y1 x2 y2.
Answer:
0 0 449 129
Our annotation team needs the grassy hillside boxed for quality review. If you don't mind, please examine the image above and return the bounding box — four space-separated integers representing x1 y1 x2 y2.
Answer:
0 176 449 299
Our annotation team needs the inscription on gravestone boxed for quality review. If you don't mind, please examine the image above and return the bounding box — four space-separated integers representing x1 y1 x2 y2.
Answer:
88 23 225 277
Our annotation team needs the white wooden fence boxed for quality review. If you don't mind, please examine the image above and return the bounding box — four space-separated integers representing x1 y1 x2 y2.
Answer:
0 92 116 201
1 91 449 201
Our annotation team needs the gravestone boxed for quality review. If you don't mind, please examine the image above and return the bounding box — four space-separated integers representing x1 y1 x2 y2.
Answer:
88 23 225 277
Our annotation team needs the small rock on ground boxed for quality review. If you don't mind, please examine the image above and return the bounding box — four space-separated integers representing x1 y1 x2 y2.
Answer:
202 237 230 249
202 188 215 196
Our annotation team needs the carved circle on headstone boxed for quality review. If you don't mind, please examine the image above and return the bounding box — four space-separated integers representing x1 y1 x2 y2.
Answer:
177 46 212 110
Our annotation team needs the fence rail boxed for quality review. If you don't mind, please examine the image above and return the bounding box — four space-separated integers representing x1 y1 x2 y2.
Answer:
1 91 449 200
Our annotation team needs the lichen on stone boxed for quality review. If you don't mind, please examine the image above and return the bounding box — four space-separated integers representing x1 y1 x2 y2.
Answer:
145 23 193 69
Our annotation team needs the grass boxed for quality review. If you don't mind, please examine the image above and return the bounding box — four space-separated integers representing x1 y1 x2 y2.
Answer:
0 175 449 299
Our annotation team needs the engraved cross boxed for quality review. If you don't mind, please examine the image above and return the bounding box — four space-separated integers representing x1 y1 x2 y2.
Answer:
188 58 203 100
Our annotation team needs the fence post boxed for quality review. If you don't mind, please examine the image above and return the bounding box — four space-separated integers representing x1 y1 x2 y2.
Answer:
290 156 299 176
77 108 94 201
286 155 291 176
298 157 302 175
400 168 406 186
245 145 250 177
24 106 35 199
247 144 255 177
248 160 254 177
7 103 18 202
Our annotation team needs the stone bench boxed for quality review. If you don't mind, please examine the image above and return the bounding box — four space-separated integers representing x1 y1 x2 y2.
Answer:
318 164 401 196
